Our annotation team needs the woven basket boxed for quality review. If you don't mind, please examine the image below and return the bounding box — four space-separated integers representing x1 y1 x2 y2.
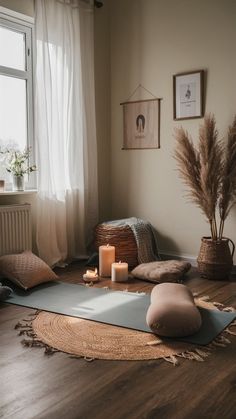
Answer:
94 223 138 268
197 236 235 280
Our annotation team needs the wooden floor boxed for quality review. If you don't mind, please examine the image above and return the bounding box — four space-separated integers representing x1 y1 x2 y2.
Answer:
0 262 236 419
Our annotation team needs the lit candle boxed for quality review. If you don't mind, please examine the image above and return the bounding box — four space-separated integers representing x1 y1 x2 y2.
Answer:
83 268 99 283
99 244 115 277
111 261 129 282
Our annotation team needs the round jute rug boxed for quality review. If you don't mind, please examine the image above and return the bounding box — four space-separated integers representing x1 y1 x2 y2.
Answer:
17 298 235 363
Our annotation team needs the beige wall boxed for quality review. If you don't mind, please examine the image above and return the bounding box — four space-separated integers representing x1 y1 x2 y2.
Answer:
0 0 34 16
1 0 235 262
110 0 236 261
94 0 111 221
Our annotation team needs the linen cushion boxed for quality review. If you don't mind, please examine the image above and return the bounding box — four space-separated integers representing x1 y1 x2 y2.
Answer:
131 260 191 283
0 251 58 290
146 283 202 337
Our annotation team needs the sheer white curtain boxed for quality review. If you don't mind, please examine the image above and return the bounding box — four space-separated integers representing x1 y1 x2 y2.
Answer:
34 0 98 266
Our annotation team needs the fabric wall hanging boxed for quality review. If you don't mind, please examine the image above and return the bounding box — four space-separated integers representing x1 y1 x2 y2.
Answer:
120 85 162 150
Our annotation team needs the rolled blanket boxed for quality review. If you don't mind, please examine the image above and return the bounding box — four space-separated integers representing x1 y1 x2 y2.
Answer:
103 217 160 264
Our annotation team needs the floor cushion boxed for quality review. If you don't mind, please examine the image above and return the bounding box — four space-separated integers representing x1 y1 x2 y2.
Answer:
146 283 202 337
131 260 191 283
0 251 58 290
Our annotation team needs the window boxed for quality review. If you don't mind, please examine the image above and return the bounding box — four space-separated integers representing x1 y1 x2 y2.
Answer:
0 7 34 188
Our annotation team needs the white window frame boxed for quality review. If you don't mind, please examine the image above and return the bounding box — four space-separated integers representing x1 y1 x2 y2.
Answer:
0 7 35 190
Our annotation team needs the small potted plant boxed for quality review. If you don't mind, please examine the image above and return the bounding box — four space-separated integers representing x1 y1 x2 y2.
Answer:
174 114 236 280
0 147 37 191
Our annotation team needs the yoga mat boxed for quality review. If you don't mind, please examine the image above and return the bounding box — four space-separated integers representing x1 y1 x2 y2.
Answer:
4 281 235 345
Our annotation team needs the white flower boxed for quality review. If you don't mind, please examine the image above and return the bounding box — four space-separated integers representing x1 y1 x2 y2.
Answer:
0 147 37 177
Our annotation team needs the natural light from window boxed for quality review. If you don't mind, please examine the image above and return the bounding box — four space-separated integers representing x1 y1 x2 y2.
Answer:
0 26 25 71
0 75 27 150
0 13 33 184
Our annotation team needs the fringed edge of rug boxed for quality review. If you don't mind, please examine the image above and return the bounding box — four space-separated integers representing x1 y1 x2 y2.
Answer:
14 311 93 362
160 297 236 366
14 297 236 366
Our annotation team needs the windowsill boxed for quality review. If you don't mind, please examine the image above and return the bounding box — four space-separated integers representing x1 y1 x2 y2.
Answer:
0 189 37 196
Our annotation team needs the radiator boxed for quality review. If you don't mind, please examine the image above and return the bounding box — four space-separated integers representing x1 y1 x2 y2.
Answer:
0 204 32 256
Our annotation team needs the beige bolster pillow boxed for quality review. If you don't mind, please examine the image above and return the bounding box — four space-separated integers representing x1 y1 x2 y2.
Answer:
146 283 202 337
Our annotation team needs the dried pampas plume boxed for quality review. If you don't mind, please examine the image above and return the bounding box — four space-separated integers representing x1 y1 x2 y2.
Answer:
219 116 236 238
174 114 236 241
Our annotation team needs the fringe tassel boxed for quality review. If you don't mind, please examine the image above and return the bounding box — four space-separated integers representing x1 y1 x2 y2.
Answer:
212 301 235 312
222 306 235 312
210 341 227 348
146 339 162 346
216 335 231 344
194 348 211 358
208 334 232 348
176 350 204 362
225 320 236 336
16 312 62 357
212 301 225 309
198 295 210 302
21 338 60 355
84 357 95 362
163 355 179 366
69 355 83 360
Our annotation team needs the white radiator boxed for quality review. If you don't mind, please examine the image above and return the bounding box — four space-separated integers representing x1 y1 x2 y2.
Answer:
0 204 32 256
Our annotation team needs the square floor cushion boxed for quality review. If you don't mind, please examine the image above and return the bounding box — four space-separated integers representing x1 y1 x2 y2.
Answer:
0 251 58 290
131 260 191 283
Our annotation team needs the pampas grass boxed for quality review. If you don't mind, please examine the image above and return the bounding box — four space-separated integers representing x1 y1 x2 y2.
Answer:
174 114 236 241
219 116 236 239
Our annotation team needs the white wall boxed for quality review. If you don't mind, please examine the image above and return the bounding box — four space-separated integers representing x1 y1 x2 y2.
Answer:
110 0 236 260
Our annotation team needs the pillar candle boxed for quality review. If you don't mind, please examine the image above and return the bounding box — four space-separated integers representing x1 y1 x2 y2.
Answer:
111 261 128 282
99 244 115 277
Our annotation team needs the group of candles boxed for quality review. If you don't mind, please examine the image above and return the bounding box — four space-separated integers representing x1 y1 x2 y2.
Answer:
83 244 128 283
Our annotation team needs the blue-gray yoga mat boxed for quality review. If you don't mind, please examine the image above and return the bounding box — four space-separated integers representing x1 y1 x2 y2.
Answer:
5 281 236 346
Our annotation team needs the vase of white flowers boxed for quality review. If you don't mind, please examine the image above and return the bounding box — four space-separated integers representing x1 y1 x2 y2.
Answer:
12 175 25 191
0 147 37 191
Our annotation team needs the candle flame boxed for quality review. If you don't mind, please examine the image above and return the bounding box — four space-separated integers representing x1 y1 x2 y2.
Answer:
86 268 98 276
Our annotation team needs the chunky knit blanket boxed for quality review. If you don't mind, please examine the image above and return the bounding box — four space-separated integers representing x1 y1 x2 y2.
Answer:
103 217 160 264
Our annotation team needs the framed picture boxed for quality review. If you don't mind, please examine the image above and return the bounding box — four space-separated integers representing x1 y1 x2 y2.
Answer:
173 70 204 120
121 98 161 150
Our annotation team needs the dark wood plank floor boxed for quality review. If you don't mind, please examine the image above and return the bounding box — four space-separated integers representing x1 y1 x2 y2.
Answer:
0 263 236 419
